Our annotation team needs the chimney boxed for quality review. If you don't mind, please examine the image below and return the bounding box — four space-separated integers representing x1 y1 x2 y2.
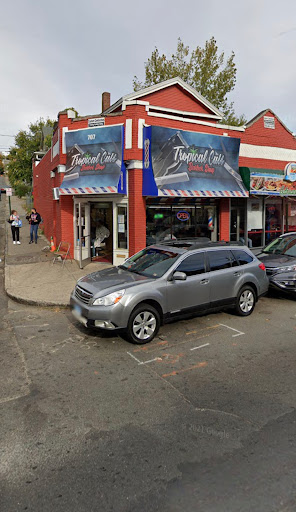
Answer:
102 92 111 113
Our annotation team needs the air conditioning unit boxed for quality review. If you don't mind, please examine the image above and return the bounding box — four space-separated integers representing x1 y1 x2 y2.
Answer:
53 187 60 200
50 171 55 178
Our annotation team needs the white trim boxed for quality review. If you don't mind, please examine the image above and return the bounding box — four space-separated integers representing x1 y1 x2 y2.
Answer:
125 119 132 149
62 127 68 154
122 100 149 111
148 104 222 120
239 143 296 161
64 123 124 134
126 160 143 170
138 119 145 149
57 165 66 173
147 111 245 132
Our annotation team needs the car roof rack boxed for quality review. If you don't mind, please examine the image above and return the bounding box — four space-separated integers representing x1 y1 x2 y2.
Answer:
156 238 245 250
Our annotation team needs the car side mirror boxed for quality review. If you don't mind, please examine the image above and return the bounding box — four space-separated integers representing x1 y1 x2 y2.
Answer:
172 271 187 281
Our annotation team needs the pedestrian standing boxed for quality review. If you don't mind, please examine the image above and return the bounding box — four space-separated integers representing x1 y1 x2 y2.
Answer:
10 210 21 244
26 208 42 244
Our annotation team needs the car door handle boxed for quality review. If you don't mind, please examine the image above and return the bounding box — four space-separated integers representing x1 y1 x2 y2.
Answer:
200 279 209 285
233 271 242 277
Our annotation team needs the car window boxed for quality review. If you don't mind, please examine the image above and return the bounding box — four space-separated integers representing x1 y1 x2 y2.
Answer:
232 249 253 265
119 247 180 278
175 252 205 276
284 238 296 257
263 235 296 254
208 250 238 271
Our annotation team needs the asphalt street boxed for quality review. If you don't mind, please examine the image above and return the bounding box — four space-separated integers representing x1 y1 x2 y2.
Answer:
1 195 296 511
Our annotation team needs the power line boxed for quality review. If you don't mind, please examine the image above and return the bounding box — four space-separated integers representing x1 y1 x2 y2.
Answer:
0 134 15 137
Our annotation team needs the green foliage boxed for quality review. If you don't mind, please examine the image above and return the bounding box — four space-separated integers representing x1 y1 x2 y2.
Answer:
133 37 246 126
0 152 4 174
7 118 55 188
14 182 32 198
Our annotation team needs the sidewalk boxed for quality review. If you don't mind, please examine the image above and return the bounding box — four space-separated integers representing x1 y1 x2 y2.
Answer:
4 192 112 307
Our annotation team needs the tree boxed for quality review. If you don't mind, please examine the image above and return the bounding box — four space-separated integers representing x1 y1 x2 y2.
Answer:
133 37 246 126
7 118 55 192
0 152 4 174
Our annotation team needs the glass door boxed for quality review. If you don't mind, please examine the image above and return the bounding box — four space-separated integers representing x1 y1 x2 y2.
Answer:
75 202 91 268
230 200 248 245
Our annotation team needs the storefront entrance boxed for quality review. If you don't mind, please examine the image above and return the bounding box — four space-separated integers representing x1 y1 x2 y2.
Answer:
90 203 113 262
74 197 128 268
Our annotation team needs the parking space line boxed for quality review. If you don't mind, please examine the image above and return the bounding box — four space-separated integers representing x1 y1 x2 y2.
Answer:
126 352 142 364
219 323 245 337
14 323 50 329
190 342 210 351
139 357 162 365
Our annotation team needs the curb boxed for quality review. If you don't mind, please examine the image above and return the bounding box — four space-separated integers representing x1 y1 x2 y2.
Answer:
5 289 70 309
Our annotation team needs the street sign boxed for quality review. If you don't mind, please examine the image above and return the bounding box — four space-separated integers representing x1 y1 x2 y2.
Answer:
6 188 12 196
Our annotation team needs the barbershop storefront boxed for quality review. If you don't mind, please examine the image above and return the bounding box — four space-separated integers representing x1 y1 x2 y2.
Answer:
143 126 248 246
59 124 128 267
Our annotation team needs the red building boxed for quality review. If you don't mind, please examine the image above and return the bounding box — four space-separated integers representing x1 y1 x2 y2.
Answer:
32 78 296 266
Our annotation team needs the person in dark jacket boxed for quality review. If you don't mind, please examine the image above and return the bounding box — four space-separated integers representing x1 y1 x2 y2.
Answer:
26 208 42 244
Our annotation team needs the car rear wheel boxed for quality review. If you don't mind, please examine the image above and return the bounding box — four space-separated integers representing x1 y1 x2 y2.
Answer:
235 286 255 316
126 303 160 344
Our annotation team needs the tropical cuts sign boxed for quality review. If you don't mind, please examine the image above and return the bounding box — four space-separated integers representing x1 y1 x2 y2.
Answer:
142 126 248 198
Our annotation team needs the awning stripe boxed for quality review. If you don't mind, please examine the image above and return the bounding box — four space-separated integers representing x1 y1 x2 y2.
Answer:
59 186 118 195
158 189 249 198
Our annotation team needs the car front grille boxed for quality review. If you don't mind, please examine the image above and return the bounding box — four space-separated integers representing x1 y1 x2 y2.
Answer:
75 285 93 305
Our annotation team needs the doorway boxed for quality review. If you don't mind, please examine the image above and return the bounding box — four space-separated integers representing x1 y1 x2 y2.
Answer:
90 203 113 263
230 200 248 245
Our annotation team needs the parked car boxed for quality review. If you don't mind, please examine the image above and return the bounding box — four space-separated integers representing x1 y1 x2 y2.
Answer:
257 232 296 295
70 240 269 344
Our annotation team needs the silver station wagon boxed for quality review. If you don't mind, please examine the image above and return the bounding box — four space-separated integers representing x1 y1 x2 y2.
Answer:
70 240 269 344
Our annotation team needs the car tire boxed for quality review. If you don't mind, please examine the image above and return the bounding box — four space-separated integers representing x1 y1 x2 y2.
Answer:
126 303 160 344
235 286 256 316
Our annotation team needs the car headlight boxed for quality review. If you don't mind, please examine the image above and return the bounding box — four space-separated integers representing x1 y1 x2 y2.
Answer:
92 289 125 306
275 265 296 274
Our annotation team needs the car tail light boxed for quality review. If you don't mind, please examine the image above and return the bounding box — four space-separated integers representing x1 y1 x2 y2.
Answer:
258 262 266 271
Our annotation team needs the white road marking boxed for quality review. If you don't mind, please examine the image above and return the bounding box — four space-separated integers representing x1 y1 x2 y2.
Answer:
127 351 142 364
219 323 245 337
190 343 210 351
139 357 162 365
14 323 50 329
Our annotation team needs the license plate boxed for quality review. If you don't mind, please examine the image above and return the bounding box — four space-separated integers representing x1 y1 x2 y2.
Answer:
73 304 82 315
72 306 87 327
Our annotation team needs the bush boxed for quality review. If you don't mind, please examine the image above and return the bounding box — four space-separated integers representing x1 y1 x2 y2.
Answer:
14 183 32 198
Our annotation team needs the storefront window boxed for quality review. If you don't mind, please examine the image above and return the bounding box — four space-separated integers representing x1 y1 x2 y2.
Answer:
247 198 264 248
265 198 282 244
117 205 128 249
146 202 216 245
146 206 172 244
285 199 296 232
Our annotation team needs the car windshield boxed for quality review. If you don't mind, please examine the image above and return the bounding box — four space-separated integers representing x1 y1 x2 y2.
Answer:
263 235 296 256
119 247 180 278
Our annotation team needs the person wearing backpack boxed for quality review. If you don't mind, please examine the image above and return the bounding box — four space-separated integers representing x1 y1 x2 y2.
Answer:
26 208 42 244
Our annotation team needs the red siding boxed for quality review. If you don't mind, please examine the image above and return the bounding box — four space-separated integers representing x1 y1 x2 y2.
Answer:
141 85 214 116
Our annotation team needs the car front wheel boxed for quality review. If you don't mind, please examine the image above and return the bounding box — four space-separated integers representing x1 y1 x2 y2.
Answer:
126 303 160 344
235 286 255 316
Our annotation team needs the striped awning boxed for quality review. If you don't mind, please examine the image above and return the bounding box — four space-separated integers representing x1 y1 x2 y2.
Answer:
158 188 248 198
59 186 118 195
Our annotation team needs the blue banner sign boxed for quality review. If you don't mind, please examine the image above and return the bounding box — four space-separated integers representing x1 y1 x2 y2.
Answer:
60 125 126 195
143 126 247 198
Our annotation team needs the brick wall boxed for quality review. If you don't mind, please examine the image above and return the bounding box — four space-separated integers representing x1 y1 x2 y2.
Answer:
219 199 230 241
128 168 146 255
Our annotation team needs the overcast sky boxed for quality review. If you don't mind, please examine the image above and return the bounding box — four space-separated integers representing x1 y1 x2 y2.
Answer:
1 0 296 153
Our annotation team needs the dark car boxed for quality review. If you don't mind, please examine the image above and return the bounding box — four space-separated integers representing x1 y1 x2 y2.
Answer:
257 232 296 294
